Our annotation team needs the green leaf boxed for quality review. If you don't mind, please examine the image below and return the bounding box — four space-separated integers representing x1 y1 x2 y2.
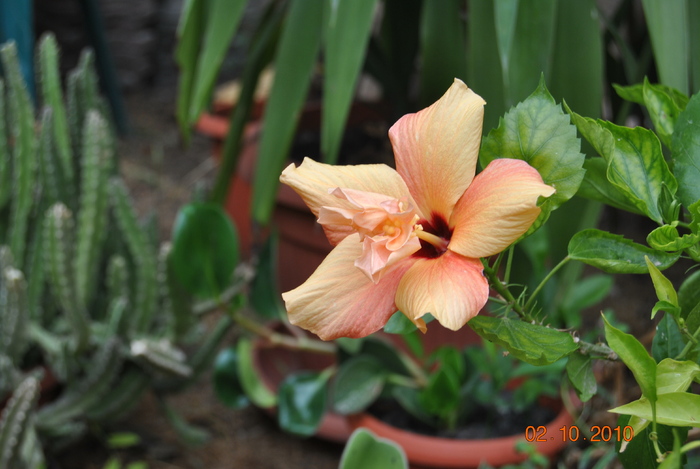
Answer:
250 231 284 320
332 356 386 415
429 346 465 383
656 358 700 395
418 0 467 107
322 0 378 164
352 338 410 376
170 203 239 297
278 371 330 436
598 122 677 224
506 0 557 105
616 414 684 466
418 367 460 419
188 0 247 125
493 0 518 95
383 311 419 334
480 77 585 235
467 316 578 366
560 274 614 315
568 229 680 274
642 78 687 147
611 392 700 427
679 270 700 332
339 428 408 469
614 82 689 109
642 0 689 94
652 315 685 363
252 0 324 225
671 91 700 207
549 0 603 119
647 223 700 251
645 256 679 313
565 352 596 402
106 432 141 449
236 337 277 408
577 157 645 214
213 347 249 410
603 314 657 402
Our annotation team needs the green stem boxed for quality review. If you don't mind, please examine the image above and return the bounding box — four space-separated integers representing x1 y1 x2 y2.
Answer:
386 373 419 388
578 340 617 361
523 256 571 312
503 246 514 285
675 320 700 360
482 261 532 321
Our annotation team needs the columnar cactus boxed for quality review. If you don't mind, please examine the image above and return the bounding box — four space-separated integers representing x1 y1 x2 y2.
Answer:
0 33 233 457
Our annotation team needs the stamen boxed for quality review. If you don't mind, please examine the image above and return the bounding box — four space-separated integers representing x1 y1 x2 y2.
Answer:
414 227 449 251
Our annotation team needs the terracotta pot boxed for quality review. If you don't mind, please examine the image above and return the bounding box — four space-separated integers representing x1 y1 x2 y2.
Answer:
347 396 574 469
250 325 353 443
195 101 388 293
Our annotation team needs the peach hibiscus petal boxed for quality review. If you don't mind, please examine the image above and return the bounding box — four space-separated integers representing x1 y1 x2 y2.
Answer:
449 158 556 259
282 234 417 340
280 158 419 245
395 251 488 331
389 79 485 219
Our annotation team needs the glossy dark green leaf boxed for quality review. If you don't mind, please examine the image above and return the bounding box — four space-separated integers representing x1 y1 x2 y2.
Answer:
339 428 408 469
566 352 596 402
467 316 578 366
671 91 700 207
356 338 410 376
250 231 284 320
652 314 685 362
278 371 330 436
679 270 700 333
604 314 657 402
647 224 700 252
480 78 585 235
332 356 386 415
568 229 680 274
170 203 239 297
213 347 249 409
418 0 467 107
322 0 378 164
236 337 277 408
252 0 324 225
616 414 685 469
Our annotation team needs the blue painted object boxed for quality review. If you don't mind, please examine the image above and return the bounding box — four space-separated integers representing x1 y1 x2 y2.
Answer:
0 0 34 98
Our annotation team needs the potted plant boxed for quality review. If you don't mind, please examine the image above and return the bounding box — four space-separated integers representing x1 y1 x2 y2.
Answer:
0 35 238 466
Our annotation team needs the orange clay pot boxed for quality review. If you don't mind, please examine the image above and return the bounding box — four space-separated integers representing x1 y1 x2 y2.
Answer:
347 396 574 469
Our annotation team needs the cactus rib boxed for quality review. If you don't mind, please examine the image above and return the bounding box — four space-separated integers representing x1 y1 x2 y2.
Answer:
0 376 39 468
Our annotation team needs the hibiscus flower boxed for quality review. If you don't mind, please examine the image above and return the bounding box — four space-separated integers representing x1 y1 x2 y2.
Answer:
279 79 555 340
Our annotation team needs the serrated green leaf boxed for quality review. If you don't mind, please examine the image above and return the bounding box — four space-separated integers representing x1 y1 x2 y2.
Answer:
480 78 585 235
467 316 578 366
603 314 657 402
647 223 700 251
213 347 249 410
611 392 700 427
642 78 686 147
568 229 680 273
252 0 324 225
339 428 408 469
278 371 330 436
170 203 239 298
332 356 385 415
236 337 277 408
645 256 679 314
565 352 596 402
322 0 378 164
671 91 700 207
652 314 685 362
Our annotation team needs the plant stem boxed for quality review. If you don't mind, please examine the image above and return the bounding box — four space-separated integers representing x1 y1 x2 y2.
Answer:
504 246 515 285
482 261 532 322
523 256 571 312
578 340 617 361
